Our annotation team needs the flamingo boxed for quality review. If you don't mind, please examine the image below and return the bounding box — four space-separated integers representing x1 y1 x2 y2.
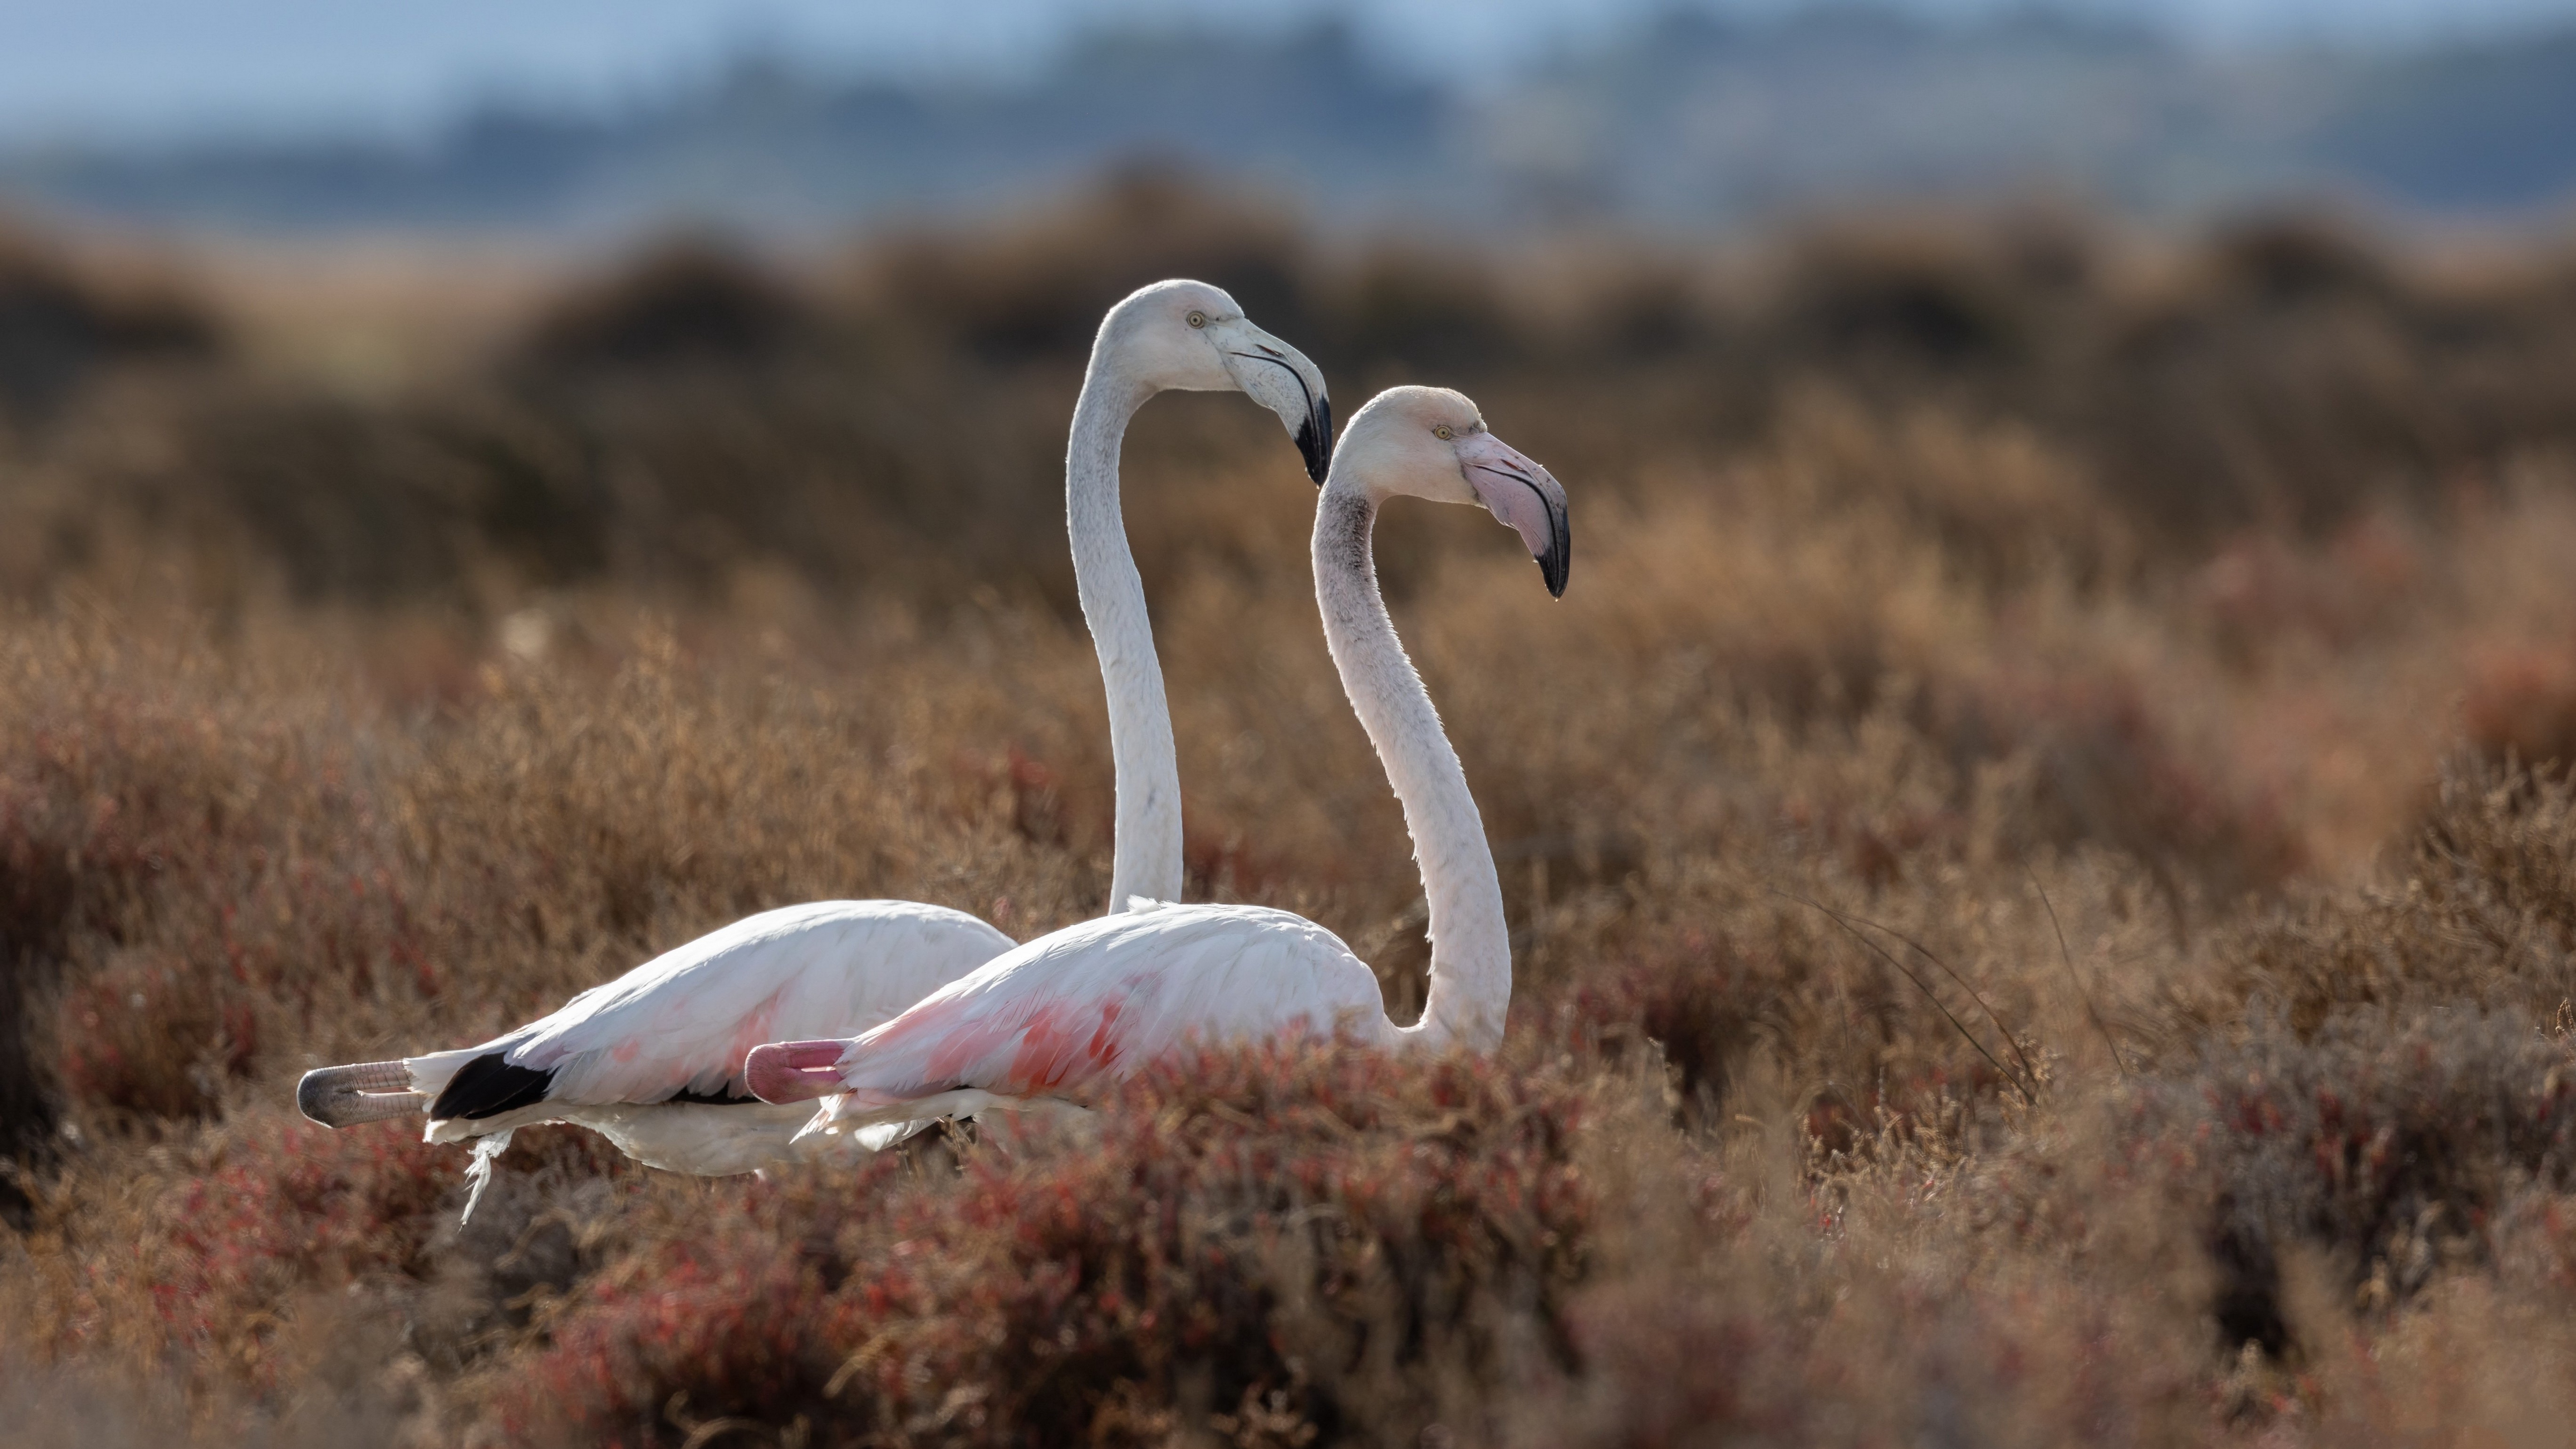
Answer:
294 281 1333 1216
746 386 1568 1140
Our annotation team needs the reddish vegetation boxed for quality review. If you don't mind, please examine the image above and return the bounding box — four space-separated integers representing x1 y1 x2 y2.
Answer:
151 1122 457 1370
2463 645 2576 772
55 951 261 1119
496 1046 1587 1446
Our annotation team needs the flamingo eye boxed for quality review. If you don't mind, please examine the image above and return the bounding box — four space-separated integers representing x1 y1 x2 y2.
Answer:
1433 425 1455 441
1186 310 1208 328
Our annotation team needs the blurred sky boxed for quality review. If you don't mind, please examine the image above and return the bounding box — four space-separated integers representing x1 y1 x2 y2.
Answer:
5 0 2574 144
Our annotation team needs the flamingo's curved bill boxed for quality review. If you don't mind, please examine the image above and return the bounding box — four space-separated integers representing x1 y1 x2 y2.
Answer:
1221 332 1334 485
1455 430 1571 597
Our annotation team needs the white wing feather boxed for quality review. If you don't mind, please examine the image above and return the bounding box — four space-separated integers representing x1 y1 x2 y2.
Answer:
410 901 1012 1108
816 903 1392 1115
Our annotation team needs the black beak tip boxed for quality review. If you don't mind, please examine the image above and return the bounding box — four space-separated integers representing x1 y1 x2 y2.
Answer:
1298 396 1334 486
295 1071 336 1126
1540 518 1570 598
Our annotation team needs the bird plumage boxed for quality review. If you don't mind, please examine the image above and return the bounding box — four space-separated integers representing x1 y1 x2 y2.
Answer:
295 900 1013 1219
778 903 1390 1138
750 387 1569 1129
411 900 1013 1129
301 901 1011 1160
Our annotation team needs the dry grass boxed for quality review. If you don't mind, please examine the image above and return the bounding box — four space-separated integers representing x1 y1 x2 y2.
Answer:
5 185 2576 1444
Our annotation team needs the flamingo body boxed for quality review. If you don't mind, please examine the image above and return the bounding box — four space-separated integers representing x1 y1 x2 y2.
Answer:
756 902 1389 1136
301 900 1010 1175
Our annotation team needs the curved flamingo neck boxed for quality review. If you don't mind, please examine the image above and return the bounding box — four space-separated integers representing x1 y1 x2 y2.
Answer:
1311 488 1511 1052
1068 360 1183 911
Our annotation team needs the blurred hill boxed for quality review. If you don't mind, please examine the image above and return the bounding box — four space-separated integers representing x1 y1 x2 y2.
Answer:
2 9 2574 237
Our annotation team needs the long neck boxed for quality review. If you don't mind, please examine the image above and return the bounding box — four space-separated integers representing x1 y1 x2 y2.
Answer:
1068 361 1183 910
1311 488 1511 1052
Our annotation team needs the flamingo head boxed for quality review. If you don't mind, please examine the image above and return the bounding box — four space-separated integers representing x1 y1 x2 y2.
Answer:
1097 279 1333 483
1332 386 1570 598
744 1039 851 1103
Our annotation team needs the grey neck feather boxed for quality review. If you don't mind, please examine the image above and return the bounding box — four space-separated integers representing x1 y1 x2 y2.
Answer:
1067 363 1184 910
1311 488 1512 1052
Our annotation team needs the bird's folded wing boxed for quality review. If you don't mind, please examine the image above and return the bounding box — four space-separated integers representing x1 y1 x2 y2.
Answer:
497 901 1011 1106
826 904 1383 1106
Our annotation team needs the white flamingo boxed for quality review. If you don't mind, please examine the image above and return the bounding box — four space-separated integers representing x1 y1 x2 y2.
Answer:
295 282 1332 1216
746 386 1568 1138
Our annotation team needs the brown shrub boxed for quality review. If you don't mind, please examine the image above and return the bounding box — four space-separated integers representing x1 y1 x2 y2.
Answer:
2201 211 2401 311
2184 1004 2576 1320
0 224 218 412
865 165 1311 363
2463 643 2576 770
2215 759 2576 1031
53 949 259 1120
1940 667 2307 903
516 237 823 372
0 638 330 1147
496 1043 1591 1447
1769 219 2041 365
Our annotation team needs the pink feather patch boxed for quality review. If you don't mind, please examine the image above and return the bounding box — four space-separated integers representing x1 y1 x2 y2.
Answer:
1004 995 1127 1092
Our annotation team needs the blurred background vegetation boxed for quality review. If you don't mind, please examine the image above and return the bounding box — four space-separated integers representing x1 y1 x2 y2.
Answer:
6 4 2576 1445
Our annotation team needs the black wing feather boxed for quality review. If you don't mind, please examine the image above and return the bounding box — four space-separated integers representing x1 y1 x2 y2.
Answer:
429 1053 555 1120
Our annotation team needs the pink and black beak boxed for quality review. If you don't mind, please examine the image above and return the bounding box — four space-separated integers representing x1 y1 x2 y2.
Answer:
745 1040 851 1104
1456 431 1571 597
